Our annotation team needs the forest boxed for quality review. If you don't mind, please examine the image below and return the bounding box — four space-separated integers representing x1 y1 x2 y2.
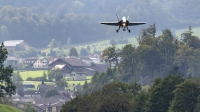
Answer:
0 0 200 48
57 23 200 111
60 25 200 112
61 75 200 112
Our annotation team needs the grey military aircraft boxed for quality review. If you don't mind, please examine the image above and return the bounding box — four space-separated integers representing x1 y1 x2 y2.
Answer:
100 14 146 33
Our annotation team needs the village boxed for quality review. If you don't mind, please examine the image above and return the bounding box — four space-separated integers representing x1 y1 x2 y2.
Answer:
3 40 108 112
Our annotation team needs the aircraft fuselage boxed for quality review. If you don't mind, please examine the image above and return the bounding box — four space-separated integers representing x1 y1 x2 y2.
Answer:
100 14 146 33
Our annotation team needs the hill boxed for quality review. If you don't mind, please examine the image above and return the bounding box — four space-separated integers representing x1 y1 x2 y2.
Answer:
0 104 22 112
0 0 200 48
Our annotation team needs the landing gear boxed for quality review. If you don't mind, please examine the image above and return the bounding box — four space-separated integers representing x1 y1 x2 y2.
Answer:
116 26 120 33
123 29 126 31
127 26 130 33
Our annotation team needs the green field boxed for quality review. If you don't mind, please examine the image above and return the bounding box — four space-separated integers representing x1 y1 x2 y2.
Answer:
15 70 93 90
42 37 138 55
0 104 22 112
17 70 48 81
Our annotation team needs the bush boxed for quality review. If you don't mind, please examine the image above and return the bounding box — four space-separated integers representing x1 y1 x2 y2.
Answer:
33 77 43 81
26 77 34 81
44 88 59 98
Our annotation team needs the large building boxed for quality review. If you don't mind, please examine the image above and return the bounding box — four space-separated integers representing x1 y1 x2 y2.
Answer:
4 40 30 50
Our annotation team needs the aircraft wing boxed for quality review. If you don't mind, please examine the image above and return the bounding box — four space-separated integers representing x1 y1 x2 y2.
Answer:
100 21 119 26
128 22 146 26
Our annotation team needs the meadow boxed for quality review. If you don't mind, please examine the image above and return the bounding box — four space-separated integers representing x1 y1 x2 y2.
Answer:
42 26 200 55
16 70 48 81
14 70 93 90
0 104 22 112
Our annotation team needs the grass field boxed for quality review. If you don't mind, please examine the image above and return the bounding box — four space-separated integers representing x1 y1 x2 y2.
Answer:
16 70 48 81
42 37 138 56
0 104 22 112
15 69 93 90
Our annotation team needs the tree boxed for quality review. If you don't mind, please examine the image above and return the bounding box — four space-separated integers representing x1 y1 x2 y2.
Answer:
194 95 200 112
119 44 137 81
80 48 88 56
56 78 67 88
169 79 200 112
134 91 149 112
86 45 90 53
12 72 24 96
48 69 63 81
101 45 121 73
148 75 184 112
61 82 136 112
44 88 59 98
69 47 79 57
0 43 16 97
42 71 47 81
24 102 36 112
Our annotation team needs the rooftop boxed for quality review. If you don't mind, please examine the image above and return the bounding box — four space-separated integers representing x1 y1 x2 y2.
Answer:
4 40 24 47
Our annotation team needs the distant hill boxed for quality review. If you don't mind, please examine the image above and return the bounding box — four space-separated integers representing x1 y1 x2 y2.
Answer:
0 104 22 112
0 0 200 48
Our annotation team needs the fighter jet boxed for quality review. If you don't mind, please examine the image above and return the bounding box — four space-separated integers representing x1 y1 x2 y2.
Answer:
100 14 146 33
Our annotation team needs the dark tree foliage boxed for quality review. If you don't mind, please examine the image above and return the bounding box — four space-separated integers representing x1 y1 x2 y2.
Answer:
69 47 79 57
0 43 16 97
12 72 23 97
44 88 59 98
61 82 139 112
80 48 88 56
148 75 184 112
0 1 199 48
169 79 200 112
48 69 63 82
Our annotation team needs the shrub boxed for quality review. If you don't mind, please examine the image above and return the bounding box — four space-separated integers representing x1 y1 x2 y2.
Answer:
26 77 34 81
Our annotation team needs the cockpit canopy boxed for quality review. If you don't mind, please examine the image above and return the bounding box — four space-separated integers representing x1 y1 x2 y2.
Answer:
122 16 126 22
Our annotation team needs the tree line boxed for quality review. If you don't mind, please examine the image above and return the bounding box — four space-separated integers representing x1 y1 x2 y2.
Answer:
60 24 200 111
61 74 200 112
101 24 200 83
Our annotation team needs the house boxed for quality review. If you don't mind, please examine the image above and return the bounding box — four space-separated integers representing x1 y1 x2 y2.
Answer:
48 57 90 69
90 63 108 73
49 58 107 77
37 84 56 96
33 58 56 69
49 57 91 77
51 64 71 77
70 68 87 80
33 97 70 112
80 57 93 65
24 90 41 98
4 40 30 50
83 67 96 76
22 57 38 68
88 52 103 64
37 84 65 97
74 84 83 91
4 56 18 67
